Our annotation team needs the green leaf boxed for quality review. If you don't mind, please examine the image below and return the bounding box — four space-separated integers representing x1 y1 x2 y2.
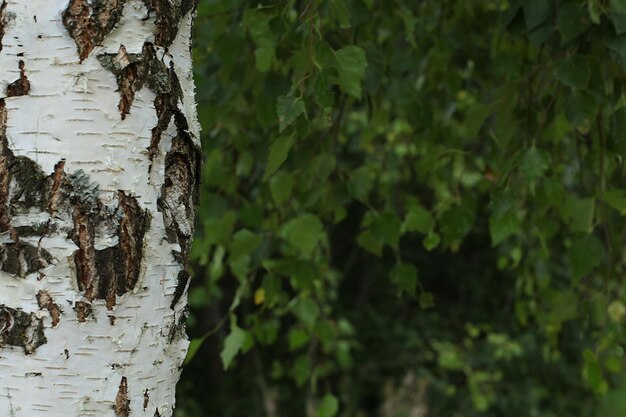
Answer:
281 214 325 258
277 94 307 133
610 0 626 33
583 349 605 393
390 262 418 297
423 232 441 251
221 316 247 370
605 188 626 215
563 197 595 233
465 103 493 138
318 394 340 417
523 0 551 31
242 9 276 71
520 148 551 184
314 71 335 110
548 291 579 325
404 206 433 234
270 171 295 205
292 297 319 331
399 5 418 47
489 210 520 247
558 3 591 43
608 300 626 322
356 230 383 256
293 354 312 387
229 229 262 260
264 135 295 180
317 43 367 99
348 166 373 202
555 55 590 89
588 0 602 23
440 206 474 244
569 235 605 281
564 91 598 126
612 0 626 13
288 327 310 351
333 46 367 98
254 46 275 72
371 212 402 248
330 0 351 28
610 12 626 35
229 254 251 282
242 9 273 44
605 34 626 63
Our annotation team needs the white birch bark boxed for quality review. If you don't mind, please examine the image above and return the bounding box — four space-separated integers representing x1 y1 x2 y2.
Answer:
0 1 200 416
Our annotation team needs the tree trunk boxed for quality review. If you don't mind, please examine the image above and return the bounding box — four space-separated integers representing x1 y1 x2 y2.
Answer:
0 1 200 416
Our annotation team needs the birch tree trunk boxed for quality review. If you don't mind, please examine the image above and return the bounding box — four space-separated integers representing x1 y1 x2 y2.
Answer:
0 1 200 416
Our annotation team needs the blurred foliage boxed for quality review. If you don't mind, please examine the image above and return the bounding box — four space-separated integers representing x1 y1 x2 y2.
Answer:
175 0 626 416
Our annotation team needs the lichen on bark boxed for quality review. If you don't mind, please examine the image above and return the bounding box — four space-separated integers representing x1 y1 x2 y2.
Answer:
1 97 151 316
0 99 54 278
97 40 201 272
0 305 46 354
97 42 171 119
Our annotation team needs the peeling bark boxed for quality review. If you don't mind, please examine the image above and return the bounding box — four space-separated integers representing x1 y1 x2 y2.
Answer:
143 0 196 48
72 190 151 310
116 376 131 417
0 1 7 53
98 42 173 120
6 60 30 97
159 120 200 265
62 0 127 61
36 290 61 327
170 270 189 309
0 306 46 354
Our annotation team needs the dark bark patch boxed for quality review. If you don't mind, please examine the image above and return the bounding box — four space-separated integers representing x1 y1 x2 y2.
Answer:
71 190 150 310
74 300 92 322
0 242 53 277
154 409 161 417
0 305 46 354
0 99 8 233
98 43 171 120
36 290 61 327
158 120 200 266
48 160 66 215
62 0 127 62
72 204 99 299
143 389 149 411
142 0 196 48
117 191 150 294
167 307 187 343
115 376 130 417
0 1 7 53
0 101 55 277
170 270 189 309
6 60 30 97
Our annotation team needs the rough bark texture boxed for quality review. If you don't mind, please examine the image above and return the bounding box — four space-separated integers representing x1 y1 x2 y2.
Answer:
0 1 200 415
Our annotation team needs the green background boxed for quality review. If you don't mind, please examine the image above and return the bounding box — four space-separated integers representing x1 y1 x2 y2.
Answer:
175 1 626 415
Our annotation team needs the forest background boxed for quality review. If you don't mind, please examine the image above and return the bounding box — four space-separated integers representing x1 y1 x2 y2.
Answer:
175 1 626 416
